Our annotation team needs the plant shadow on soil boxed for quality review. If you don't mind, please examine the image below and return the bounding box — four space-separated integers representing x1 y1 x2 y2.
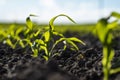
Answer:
0 31 120 80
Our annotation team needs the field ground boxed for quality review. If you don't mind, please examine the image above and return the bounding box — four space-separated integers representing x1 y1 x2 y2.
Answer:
0 22 120 80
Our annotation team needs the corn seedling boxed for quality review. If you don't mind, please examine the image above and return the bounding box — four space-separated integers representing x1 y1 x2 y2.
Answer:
0 14 40 49
25 14 40 39
0 14 85 61
30 14 85 60
18 15 41 49
0 24 24 48
94 11 120 80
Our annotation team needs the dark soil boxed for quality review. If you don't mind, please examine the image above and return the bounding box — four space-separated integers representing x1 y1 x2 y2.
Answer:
0 31 120 80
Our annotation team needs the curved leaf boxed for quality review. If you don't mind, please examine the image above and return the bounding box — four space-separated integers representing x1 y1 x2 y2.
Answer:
68 37 86 45
32 48 38 57
96 18 108 43
53 31 64 37
16 27 24 35
44 31 50 42
19 40 25 48
26 17 33 30
54 38 66 46
107 20 118 29
35 39 46 46
22 39 33 47
110 68 120 74
111 12 120 19
29 14 38 17
40 46 48 55
66 39 79 50
49 14 76 31
6 39 15 49
43 56 48 61
33 30 41 37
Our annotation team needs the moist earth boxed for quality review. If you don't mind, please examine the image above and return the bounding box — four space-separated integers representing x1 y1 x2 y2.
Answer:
0 31 120 80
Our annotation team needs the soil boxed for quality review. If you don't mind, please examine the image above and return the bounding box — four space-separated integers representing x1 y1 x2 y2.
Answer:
0 31 120 80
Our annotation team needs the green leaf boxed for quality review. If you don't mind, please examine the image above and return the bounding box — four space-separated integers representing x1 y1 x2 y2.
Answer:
34 30 41 37
110 68 120 74
9 24 15 31
68 37 86 45
43 55 48 61
29 14 38 17
24 29 30 35
44 31 50 42
96 18 108 43
35 39 46 46
40 46 48 56
32 48 38 57
19 40 25 48
66 39 79 50
107 20 118 29
111 12 120 19
26 17 33 30
53 31 64 37
49 14 76 31
107 33 112 44
16 27 23 35
63 45 67 50
109 49 115 64
55 37 83 51
54 38 66 46
22 39 33 47
0 30 8 38
6 39 15 49
9 25 15 37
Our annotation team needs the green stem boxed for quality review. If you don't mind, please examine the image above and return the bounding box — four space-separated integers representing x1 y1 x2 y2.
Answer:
103 47 109 80
103 45 111 80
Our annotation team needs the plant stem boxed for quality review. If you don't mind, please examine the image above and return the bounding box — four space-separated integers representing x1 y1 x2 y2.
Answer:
103 47 109 80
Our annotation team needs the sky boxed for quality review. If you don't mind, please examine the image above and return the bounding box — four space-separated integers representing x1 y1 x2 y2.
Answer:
0 0 120 23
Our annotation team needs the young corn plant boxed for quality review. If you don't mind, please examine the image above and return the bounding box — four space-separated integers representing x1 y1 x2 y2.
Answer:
0 24 24 48
32 14 85 60
24 14 41 39
0 14 41 50
19 14 41 49
94 11 120 80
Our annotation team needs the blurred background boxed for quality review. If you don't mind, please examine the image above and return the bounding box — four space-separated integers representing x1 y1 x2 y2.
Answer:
0 0 120 24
